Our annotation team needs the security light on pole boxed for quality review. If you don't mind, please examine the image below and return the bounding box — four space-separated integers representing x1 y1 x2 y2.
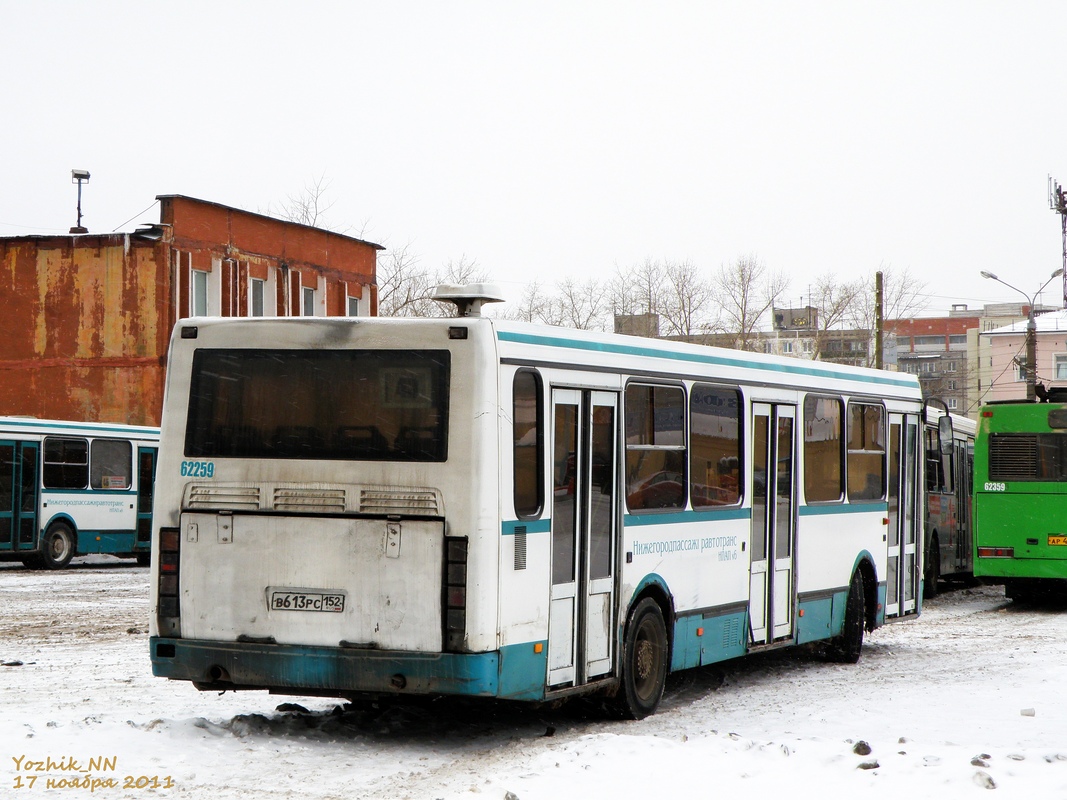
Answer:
981 268 1064 401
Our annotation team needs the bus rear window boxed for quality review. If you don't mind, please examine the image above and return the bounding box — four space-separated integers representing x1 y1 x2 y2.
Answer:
185 349 450 461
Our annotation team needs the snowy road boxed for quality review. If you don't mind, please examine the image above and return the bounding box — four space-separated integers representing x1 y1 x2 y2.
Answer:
1 560 1065 799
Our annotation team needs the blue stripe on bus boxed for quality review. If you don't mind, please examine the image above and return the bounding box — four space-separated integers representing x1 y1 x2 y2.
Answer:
799 502 888 516
496 330 918 389
0 419 159 436
501 519 552 535
151 637 548 702
624 507 751 527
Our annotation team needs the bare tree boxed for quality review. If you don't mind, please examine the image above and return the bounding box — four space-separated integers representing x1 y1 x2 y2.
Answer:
554 277 609 330
659 259 715 338
808 272 864 359
713 255 789 351
375 241 433 317
847 264 930 367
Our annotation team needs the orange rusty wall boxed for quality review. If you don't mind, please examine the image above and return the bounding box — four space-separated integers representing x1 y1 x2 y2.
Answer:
161 196 377 285
0 236 171 426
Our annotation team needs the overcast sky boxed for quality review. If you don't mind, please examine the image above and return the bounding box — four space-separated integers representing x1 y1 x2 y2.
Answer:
4 1 1067 316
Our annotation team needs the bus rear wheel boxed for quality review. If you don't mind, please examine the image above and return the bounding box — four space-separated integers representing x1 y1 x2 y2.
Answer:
827 571 865 663
39 523 75 570
614 597 668 720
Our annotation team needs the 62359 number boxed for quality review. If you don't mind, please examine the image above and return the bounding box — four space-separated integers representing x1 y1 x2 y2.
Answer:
181 460 215 478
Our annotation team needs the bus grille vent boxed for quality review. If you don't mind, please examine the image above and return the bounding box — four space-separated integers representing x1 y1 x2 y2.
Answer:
989 434 1037 480
723 617 739 647
273 488 347 513
359 488 441 516
186 485 261 510
514 531 527 570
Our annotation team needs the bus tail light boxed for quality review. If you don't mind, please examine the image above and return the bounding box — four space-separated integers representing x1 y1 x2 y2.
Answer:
157 526 181 636
443 536 468 652
977 546 1014 558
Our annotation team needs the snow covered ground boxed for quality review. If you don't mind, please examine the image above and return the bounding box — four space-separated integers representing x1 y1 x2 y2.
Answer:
2 558 1065 799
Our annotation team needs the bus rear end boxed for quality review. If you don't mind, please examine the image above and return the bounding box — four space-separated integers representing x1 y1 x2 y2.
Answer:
149 315 503 700
973 403 1067 598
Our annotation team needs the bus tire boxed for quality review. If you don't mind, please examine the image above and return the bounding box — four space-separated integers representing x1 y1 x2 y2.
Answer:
39 523 75 570
614 597 668 720
828 571 865 664
923 536 940 599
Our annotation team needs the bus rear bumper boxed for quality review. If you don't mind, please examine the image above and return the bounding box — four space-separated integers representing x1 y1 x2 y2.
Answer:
150 637 547 701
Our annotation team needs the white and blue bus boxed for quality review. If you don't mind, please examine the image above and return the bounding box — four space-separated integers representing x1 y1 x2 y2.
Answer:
150 285 925 718
0 416 159 569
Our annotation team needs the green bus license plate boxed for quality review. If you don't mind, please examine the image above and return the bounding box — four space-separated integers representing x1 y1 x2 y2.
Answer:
1049 536 1067 546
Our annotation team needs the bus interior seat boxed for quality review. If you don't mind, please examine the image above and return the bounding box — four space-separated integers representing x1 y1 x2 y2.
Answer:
394 426 437 458
272 426 326 453
334 425 388 458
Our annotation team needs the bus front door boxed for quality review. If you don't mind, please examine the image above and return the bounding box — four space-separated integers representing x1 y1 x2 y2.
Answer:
0 441 39 558
547 389 618 688
749 403 796 644
887 414 920 617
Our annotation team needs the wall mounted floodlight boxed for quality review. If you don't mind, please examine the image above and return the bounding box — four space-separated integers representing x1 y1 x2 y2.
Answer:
70 169 90 234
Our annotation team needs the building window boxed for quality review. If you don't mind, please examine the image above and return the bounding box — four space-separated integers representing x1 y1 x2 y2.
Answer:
302 286 316 316
947 398 958 410
250 279 265 317
781 341 793 354
948 380 958 391
949 335 968 345
347 296 359 317
192 270 209 317
1056 354 1067 381
945 361 957 372
914 335 944 346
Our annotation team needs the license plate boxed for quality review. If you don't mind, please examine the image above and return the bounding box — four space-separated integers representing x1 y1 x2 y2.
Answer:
269 590 345 613
1049 536 1067 546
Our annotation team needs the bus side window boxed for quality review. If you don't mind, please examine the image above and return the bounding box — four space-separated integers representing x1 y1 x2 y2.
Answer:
690 384 742 507
803 395 843 503
513 370 543 518
43 437 89 490
847 403 886 501
625 384 686 511
91 439 132 490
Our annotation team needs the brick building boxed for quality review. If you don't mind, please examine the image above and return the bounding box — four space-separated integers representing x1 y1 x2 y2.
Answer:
0 195 381 426
887 311 978 413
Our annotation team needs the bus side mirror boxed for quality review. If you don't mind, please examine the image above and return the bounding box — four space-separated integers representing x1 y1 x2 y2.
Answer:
938 416 954 455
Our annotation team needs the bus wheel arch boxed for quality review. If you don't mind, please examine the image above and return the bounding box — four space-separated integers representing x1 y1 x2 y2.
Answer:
827 567 869 663
614 589 672 719
40 521 76 570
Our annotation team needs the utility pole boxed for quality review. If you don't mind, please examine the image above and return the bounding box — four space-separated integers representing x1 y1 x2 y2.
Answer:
875 271 884 369
1049 176 1067 308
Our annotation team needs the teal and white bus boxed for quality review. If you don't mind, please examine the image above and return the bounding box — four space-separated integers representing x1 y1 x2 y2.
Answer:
150 285 925 718
0 416 159 569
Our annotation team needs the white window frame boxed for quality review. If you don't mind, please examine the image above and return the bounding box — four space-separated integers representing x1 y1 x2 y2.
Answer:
1054 353 1067 381
191 269 209 317
250 278 265 317
302 285 316 317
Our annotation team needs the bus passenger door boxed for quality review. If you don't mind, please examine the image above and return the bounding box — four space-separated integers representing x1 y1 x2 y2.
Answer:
749 403 796 644
135 447 157 555
0 441 39 556
548 389 618 687
887 414 919 617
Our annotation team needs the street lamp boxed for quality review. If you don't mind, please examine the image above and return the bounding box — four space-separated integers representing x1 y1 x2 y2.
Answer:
981 268 1064 401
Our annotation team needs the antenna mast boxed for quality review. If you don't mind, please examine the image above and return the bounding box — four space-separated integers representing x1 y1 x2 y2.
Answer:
1050 176 1067 308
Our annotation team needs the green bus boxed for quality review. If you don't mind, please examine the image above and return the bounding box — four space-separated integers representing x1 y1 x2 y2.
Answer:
973 401 1067 600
